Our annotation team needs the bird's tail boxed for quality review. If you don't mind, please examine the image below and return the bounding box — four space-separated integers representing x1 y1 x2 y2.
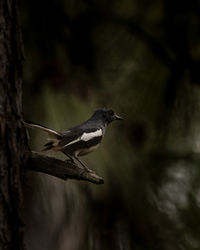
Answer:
24 121 63 151
42 141 55 151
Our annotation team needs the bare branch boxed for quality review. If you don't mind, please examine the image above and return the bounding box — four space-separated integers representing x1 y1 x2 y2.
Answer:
26 151 104 184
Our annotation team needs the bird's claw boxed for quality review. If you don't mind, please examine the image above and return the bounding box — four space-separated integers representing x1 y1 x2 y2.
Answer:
65 158 76 168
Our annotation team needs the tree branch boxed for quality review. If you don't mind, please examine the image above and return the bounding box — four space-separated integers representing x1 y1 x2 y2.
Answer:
26 151 104 184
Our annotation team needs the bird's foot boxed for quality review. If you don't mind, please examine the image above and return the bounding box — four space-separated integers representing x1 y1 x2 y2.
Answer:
73 156 94 173
65 158 76 168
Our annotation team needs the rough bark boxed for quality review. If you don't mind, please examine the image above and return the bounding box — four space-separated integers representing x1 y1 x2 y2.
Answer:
0 1 105 248
0 0 27 249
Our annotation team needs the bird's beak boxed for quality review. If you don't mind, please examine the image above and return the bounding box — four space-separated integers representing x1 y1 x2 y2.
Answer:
114 113 123 120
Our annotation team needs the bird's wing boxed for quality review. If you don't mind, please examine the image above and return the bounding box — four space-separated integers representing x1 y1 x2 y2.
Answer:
57 126 103 149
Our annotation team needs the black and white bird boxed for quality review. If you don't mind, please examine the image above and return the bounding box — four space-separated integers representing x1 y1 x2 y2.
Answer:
25 108 122 171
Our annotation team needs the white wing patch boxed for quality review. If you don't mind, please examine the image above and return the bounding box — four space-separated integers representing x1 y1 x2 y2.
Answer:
81 129 102 141
64 137 80 147
64 129 102 147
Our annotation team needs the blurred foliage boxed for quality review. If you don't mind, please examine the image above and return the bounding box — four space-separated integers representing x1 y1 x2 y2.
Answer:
21 0 200 250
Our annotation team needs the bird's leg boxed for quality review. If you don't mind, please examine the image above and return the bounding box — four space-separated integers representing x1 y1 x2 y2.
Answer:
63 153 93 172
73 155 93 172
66 154 75 163
63 153 76 166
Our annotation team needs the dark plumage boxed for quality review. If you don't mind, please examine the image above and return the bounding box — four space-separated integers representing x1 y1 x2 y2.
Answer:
25 108 122 171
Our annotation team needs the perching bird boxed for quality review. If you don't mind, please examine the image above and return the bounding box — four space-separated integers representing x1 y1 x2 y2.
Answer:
25 108 122 171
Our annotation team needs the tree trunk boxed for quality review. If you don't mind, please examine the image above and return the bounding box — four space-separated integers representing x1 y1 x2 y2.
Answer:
0 0 27 249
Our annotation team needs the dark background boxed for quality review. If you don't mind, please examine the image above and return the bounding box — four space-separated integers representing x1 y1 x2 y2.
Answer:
21 0 200 249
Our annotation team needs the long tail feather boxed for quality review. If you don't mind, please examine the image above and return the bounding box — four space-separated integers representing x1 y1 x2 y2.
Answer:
42 141 55 151
24 121 62 140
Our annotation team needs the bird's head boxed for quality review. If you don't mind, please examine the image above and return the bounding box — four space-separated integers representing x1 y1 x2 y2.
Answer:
92 108 123 124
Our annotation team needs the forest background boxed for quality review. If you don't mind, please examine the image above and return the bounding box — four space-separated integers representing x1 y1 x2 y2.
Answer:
13 0 200 249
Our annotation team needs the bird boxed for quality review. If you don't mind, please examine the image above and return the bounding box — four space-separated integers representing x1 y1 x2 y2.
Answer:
25 108 123 171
